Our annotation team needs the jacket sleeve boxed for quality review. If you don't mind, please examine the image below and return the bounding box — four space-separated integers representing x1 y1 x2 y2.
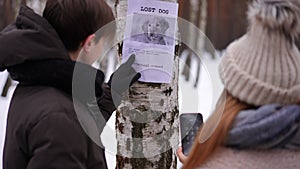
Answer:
97 84 116 121
26 113 106 169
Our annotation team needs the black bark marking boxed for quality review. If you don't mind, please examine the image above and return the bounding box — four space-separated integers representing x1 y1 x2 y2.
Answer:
116 111 124 134
116 155 131 169
116 155 124 169
169 106 179 124
155 114 163 123
175 44 180 56
118 42 123 57
158 148 173 169
157 131 163 135
146 83 162 88
162 112 167 119
118 123 124 134
131 158 152 169
137 105 148 111
163 87 173 96
114 0 119 9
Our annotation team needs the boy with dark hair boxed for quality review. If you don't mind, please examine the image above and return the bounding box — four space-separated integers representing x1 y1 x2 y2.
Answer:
0 0 140 168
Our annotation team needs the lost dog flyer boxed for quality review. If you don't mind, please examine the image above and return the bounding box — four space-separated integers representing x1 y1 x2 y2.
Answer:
122 0 178 83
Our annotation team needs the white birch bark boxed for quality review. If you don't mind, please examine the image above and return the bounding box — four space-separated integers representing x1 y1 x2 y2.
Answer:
114 0 179 168
26 0 46 15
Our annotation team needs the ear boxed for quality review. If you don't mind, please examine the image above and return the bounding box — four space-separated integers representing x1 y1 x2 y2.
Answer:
142 21 149 33
161 19 169 33
82 34 96 52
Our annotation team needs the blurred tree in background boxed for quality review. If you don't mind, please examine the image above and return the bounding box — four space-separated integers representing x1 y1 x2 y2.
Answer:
0 0 46 30
0 0 21 30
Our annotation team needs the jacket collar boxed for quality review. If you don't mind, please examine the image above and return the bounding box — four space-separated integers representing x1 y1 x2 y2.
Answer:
8 59 105 104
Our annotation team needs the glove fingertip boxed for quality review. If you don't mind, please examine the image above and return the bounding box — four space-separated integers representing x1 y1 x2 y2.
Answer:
136 72 141 79
130 73 141 86
135 72 141 81
126 54 136 65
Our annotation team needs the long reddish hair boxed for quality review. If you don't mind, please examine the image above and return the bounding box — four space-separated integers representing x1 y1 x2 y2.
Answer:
182 91 251 169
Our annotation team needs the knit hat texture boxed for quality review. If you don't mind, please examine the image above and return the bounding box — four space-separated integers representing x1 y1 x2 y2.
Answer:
219 0 300 106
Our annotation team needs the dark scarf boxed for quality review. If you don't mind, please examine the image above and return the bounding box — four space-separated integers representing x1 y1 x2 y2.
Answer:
226 104 300 150
7 59 105 104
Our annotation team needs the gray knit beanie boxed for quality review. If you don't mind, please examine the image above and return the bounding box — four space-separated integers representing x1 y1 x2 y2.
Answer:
219 0 300 106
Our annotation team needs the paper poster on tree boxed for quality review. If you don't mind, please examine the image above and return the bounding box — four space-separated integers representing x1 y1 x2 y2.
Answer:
122 0 178 83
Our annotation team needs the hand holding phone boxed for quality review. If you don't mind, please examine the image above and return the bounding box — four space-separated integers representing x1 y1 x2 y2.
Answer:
179 113 203 156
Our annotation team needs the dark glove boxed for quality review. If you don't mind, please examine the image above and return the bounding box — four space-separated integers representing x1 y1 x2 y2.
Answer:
108 54 141 106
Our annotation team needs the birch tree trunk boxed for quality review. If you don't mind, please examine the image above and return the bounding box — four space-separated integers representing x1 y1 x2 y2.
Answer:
181 0 196 82
181 0 208 87
114 0 180 168
26 0 46 15
197 0 208 55
194 0 208 87
0 0 13 30
197 0 208 43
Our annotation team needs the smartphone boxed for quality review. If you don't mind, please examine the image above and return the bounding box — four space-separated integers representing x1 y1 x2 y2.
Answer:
179 113 203 156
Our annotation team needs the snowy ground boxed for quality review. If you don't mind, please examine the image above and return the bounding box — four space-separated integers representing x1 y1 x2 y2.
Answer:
0 52 223 169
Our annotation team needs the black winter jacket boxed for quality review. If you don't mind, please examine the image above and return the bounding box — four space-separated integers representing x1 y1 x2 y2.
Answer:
1 6 115 169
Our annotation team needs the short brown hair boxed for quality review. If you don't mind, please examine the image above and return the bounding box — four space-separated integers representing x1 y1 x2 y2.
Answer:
43 0 114 51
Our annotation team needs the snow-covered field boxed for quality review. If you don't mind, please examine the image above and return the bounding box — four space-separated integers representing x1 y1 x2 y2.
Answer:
0 52 223 169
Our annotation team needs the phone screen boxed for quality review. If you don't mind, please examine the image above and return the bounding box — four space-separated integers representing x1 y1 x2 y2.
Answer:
180 113 203 156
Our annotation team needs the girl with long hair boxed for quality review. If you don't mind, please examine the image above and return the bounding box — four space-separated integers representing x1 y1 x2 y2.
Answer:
177 0 300 168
